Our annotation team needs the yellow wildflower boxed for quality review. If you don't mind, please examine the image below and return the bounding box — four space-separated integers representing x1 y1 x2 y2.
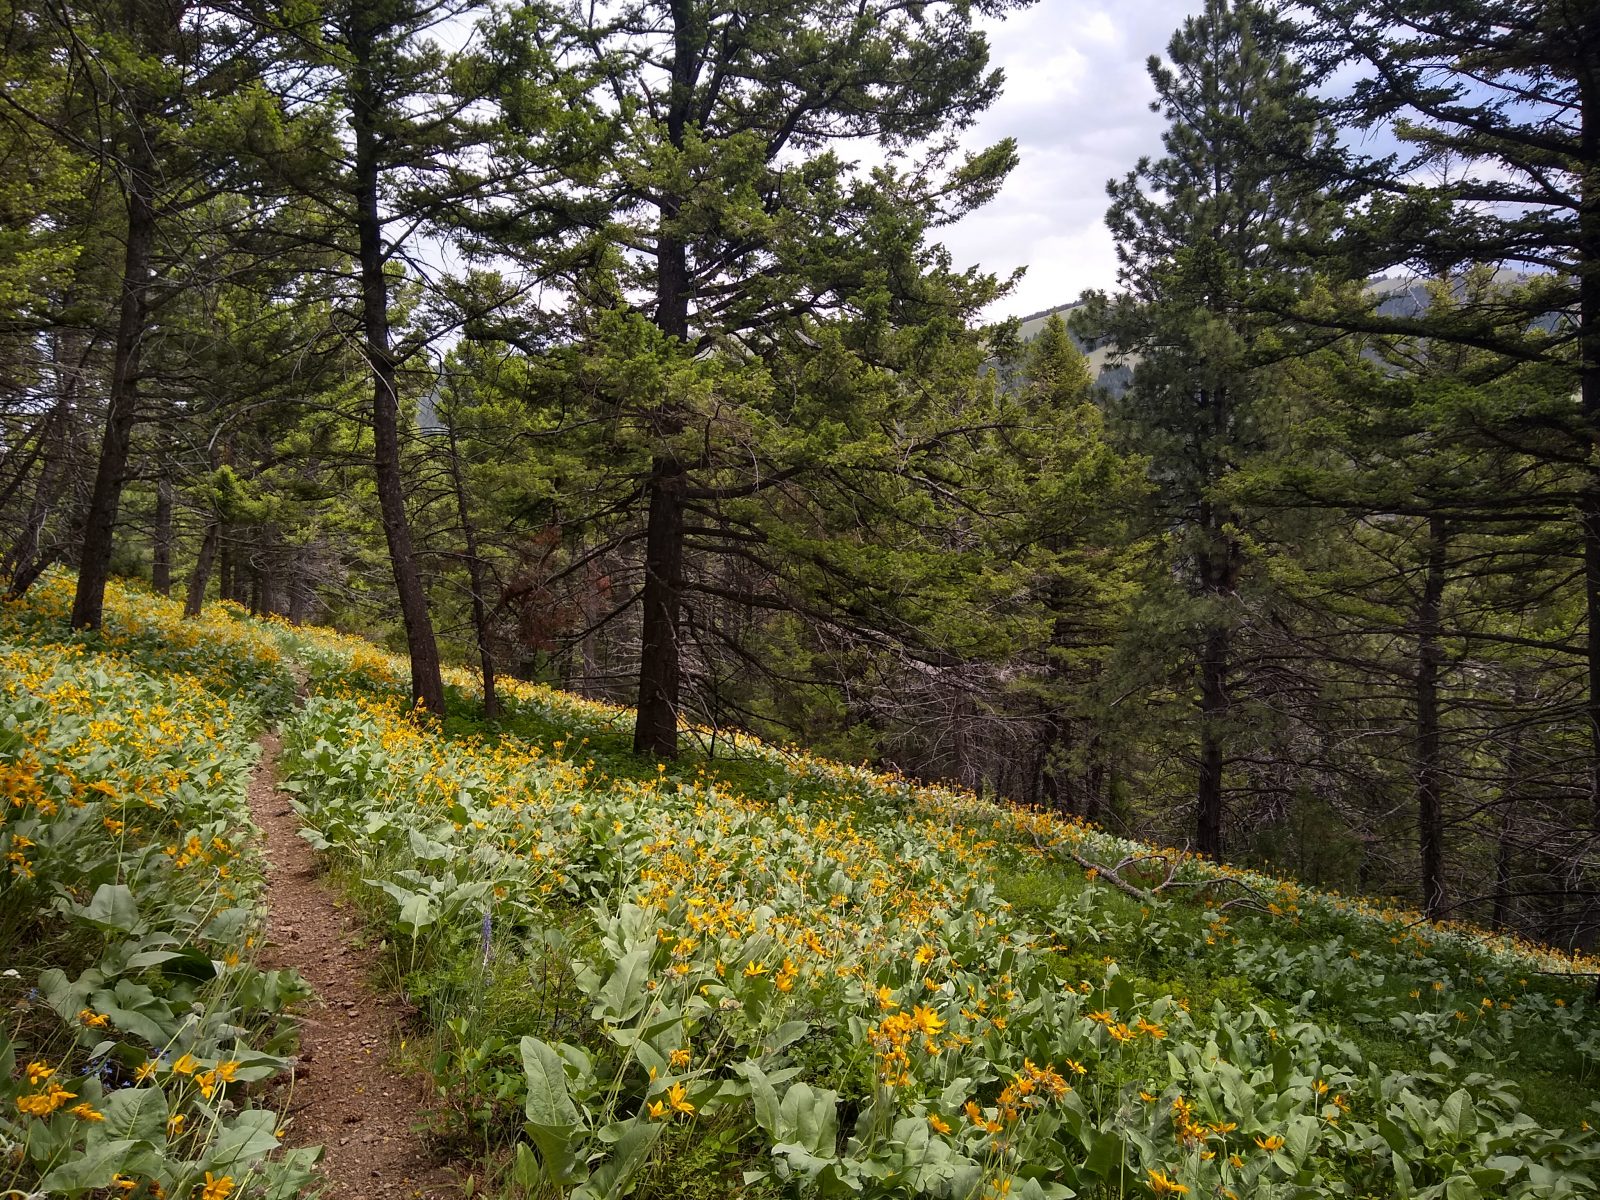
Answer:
1147 1169 1189 1196
666 1082 695 1116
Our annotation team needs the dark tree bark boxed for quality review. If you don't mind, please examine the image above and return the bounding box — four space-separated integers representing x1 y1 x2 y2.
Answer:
288 568 309 624
1415 515 1447 918
1582 69 1600 819
70 146 156 629
1492 683 1529 931
634 220 692 757
218 524 235 603
1194 387 1238 861
349 12 446 715
1196 622 1229 859
152 477 172 595
445 413 498 718
184 518 219 618
5 397 73 597
635 455 687 756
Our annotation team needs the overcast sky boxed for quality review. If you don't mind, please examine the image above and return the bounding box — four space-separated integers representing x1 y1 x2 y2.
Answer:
938 0 1201 321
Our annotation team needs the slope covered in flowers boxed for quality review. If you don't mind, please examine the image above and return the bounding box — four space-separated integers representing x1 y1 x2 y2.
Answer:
268 609 1600 1199
5 577 1599 1200
0 577 317 1198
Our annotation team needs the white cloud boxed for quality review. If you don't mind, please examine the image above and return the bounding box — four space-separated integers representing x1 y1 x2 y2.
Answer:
939 0 1202 319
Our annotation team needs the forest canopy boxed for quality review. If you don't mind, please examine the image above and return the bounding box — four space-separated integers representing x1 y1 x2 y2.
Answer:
2 0 1598 950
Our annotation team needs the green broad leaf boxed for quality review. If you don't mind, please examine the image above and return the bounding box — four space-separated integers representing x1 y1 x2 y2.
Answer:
1466 1165 1508 1189
1081 1139 1120 1184
889 1115 965 1190
396 892 439 935
256 1146 324 1200
209 1110 284 1169
298 827 331 851
1283 1114 1319 1165
1105 973 1135 1011
407 827 452 862
125 950 184 969
522 1036 581 1129
83 884 141 932
572 1118 662 1200
1015 1179 1074 1200
939 1077 976 1110
1440 1089 1477 1141
734 1060 780 1137
553 1041 596 1090
38 1138 140 1192
522 1035 584 1185
101 1085 168 1143
1482 1155 1527 1180
91 982 174 1047
593 947 653 1022
513 1142 543 1189
777 1082 838 1157
149 947 217 982
762 1020 810 1056
1375 1109 1411 1154
1392 1150 1415 1197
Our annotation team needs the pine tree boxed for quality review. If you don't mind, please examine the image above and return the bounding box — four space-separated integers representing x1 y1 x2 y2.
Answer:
263 0 518 713
1084 0 1342 857
510 0 1029 757
1294 0 1600 810
1248 271 1579 917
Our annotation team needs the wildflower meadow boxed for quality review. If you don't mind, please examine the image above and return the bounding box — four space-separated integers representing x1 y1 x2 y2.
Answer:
4 575 1600 1198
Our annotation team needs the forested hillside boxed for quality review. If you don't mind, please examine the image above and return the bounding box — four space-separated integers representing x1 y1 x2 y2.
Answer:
4 0 1600 1188
5 0 1594 952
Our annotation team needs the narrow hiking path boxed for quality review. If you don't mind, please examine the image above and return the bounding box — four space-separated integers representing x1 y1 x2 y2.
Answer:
249 731 460 1200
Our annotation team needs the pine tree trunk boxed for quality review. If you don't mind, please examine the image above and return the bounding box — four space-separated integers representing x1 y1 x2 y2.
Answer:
351 17 445 715
1197 621 1228 858
446 416 498 717
152 477 172 595
1581 72 1600 821
634 221 692 758
184 519 219 618
5 398 70 597
218 527 234 604
635 457 686 756
1083 733 1106 824
1490 818 1516 930
71 147 156 629
1415 516 1447 919
1194 383 1235 860
288 570 308 625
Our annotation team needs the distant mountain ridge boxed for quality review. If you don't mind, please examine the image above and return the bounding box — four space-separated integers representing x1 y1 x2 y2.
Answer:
1006 270 1545 392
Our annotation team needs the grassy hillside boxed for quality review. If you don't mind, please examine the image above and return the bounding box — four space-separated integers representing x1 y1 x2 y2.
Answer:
4 576 1599 1199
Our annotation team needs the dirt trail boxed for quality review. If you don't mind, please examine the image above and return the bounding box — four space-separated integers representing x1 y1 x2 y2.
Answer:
249 731 459 1200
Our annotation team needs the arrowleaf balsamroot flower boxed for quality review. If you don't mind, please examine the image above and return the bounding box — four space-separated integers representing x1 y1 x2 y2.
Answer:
1147 1168 1188 1196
